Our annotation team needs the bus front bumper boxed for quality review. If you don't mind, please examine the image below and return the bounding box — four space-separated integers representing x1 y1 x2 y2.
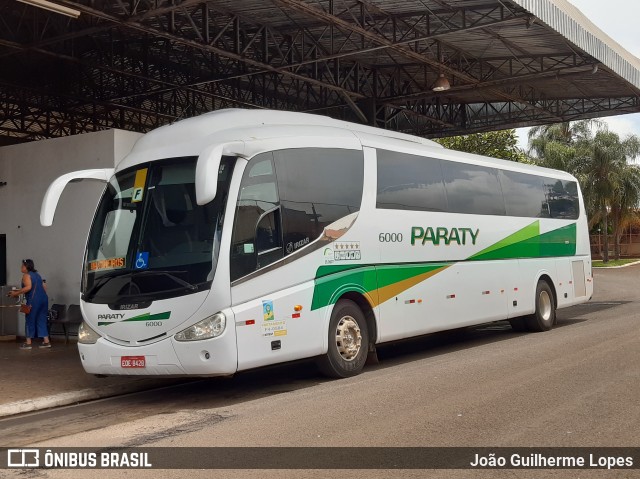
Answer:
77 334 238 376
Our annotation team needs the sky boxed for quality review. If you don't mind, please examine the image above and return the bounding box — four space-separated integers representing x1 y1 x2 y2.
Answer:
515 0 640 152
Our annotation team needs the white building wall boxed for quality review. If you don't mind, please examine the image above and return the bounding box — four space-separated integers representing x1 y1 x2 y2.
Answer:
0 129 142 308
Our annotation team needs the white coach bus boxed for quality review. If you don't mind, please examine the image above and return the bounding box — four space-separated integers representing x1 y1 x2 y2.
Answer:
41 109 592 378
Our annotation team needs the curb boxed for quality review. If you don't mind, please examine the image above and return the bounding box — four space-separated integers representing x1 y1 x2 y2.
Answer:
0 380 179 418
592 260 640 269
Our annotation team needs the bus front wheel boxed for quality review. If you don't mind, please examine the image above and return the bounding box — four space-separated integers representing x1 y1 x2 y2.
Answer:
317 299 369 378
525 280 556 332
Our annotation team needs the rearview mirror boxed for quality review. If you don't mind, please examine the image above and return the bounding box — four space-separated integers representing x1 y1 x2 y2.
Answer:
40 168 115 227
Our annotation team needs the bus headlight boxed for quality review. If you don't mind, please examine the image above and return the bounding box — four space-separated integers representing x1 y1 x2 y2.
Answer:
174 313 226 341
78 321 101 344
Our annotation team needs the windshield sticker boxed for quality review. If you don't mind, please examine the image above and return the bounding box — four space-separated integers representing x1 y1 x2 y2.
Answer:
98 311 171 326
134 252 149 270
131 168 148 203
89 257 125 272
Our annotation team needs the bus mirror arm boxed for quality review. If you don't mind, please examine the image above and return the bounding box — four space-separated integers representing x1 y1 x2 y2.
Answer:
196 141 244 206
40 168 115 227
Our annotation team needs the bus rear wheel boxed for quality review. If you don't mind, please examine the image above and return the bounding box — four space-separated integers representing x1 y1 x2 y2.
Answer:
317 299 369 378
525 280 556 332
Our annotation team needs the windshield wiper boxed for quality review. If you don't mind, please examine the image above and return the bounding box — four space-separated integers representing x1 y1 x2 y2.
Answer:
85 269 198 301
130 270 198 291
85 269 135 297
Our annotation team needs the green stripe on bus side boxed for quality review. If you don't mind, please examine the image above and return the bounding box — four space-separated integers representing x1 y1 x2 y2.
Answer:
311 263 449 311
311 266 378 311
469 221 540 260
376 263 450 289
539 223 577 257
311 222 577 311
470 222 576 261
314 264 363 279
122 311 171 322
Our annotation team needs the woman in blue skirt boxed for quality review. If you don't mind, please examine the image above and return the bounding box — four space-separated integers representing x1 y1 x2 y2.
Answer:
8 259 50 349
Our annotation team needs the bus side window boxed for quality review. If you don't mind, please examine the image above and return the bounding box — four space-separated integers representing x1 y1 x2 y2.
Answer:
544 179 579 219
441 161 506 216
274 148 364 255
230 153 283 281
499 170 550 218
376 149 447 212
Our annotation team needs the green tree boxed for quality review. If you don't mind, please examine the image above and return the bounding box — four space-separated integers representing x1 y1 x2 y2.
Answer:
527 120 606 175
527 120 597 160
574 131 640 261
528 121 640 263
609 163 640 259
435 130 530 163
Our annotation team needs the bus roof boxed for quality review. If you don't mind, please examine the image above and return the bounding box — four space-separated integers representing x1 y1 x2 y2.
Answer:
123 108 575 182
125 108 441 163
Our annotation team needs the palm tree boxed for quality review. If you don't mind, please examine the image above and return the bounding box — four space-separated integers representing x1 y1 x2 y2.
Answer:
609 155 640 259
527 120 601 162
574 131 640 262
529 122 640 263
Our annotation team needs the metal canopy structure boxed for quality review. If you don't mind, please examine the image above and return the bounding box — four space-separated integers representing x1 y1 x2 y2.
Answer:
1 0 640 142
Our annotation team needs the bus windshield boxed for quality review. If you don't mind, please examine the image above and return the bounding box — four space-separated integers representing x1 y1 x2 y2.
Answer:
82 156 235 304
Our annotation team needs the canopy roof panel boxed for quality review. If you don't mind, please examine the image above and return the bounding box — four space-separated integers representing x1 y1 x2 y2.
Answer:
1 0 639 142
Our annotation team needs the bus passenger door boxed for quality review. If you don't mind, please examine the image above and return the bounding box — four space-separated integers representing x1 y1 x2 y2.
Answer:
231 147 365 371
228 152 290 370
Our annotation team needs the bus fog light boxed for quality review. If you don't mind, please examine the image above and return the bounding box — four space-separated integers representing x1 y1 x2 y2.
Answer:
174 313 226 341
78 321 101 344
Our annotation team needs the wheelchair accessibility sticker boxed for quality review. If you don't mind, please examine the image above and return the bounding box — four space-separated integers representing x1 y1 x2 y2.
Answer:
135 252 149 270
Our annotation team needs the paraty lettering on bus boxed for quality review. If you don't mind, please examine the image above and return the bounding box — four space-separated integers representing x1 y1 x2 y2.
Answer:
411 226 479 246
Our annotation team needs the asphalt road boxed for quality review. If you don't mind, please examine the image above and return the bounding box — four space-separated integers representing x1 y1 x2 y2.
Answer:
3 266 640 479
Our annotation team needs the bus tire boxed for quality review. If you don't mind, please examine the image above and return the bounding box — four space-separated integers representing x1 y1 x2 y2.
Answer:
317 299 369 378
525 280 556 332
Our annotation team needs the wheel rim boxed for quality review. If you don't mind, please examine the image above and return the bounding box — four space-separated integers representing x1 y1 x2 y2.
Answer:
335 315 362 361
539 290 552 322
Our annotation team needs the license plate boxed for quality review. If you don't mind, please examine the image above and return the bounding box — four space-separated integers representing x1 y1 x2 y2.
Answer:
121 356 145 368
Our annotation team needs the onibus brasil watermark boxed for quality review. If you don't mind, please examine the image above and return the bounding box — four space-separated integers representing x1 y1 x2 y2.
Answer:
3 447 638 469
6 449 151 469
